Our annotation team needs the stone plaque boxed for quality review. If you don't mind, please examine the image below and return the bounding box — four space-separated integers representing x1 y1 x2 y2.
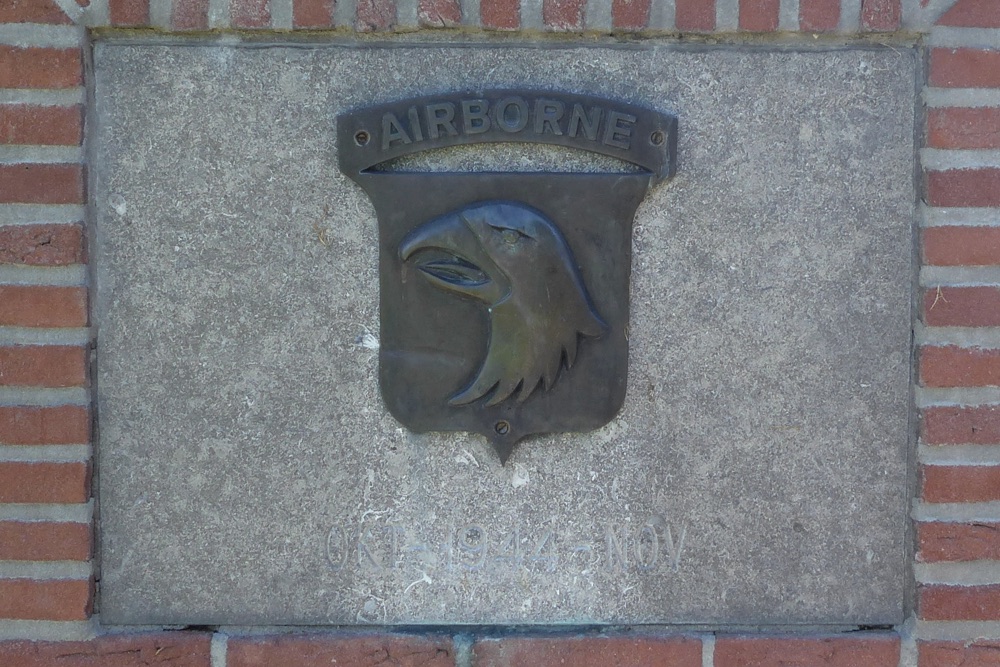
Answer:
94 43 915 626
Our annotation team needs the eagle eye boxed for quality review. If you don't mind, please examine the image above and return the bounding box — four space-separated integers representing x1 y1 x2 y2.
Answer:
489 224 531 245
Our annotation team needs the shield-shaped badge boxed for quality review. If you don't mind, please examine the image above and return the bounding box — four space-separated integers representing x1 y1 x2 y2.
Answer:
339 91 676 463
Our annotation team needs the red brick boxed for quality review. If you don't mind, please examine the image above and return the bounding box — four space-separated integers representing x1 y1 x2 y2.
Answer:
613 0 651 29
0 224 85 266
920 640 1000 667
0 461 90 503
739 0 779 31
937 0 1000 28
924 406 1000 445
232 0 270 26
0 286 87 327
799 0 839 31
356 0 395 30
928 108 1000 150
0 345 88 387
927 169 1000 208
714 635 900 666
921 345 1000 388
0 579 92 621
0 634 212 667
109 0 148 25
173 0 209 29
0 521 91 561
481 0 519 29
918 522 1000 562
0 47 82 89
922 464 1000 503
924 287 1000 328
419 0 461 26
921 584 1000 620
931 49 1000 88
0 405 90 445
474 636 700 667
0 164 84 205
544 0 585 29
293 0 334 27
0 105 82 146
228 634 454 667
861 0 900 30
0 0 72 23
923 227 1000 266
676 0 715 29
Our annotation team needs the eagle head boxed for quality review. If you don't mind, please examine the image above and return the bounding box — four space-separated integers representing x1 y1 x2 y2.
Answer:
399 201 607 407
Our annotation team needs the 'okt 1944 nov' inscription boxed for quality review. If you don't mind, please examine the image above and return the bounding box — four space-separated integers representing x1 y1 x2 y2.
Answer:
326 518 686 574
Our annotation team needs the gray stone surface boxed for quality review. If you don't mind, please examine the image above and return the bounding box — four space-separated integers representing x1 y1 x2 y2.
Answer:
93 42 915 626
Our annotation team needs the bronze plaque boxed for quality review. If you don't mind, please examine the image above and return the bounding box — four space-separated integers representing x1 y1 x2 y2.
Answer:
339 91 677 461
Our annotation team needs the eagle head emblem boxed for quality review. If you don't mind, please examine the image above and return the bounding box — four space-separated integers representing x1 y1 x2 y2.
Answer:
399 201 607 407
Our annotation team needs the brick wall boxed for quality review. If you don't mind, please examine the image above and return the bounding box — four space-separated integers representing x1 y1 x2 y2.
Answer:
915 1 1000 664
1 0 996 665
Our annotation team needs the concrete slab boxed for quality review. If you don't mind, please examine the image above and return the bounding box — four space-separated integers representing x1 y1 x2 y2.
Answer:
93 42 915 626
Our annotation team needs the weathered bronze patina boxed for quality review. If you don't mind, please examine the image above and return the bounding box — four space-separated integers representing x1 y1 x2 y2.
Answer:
339 90 676 463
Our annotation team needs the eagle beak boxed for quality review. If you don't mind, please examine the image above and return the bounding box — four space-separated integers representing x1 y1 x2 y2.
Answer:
399 213 504 303
399 213 473 262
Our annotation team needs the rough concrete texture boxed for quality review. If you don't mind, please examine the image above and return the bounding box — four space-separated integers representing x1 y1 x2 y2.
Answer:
93 43 915 626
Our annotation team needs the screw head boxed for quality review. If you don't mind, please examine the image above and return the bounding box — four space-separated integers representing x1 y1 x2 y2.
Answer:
494 420 510 435
650 130 665 146
354 130 370 146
